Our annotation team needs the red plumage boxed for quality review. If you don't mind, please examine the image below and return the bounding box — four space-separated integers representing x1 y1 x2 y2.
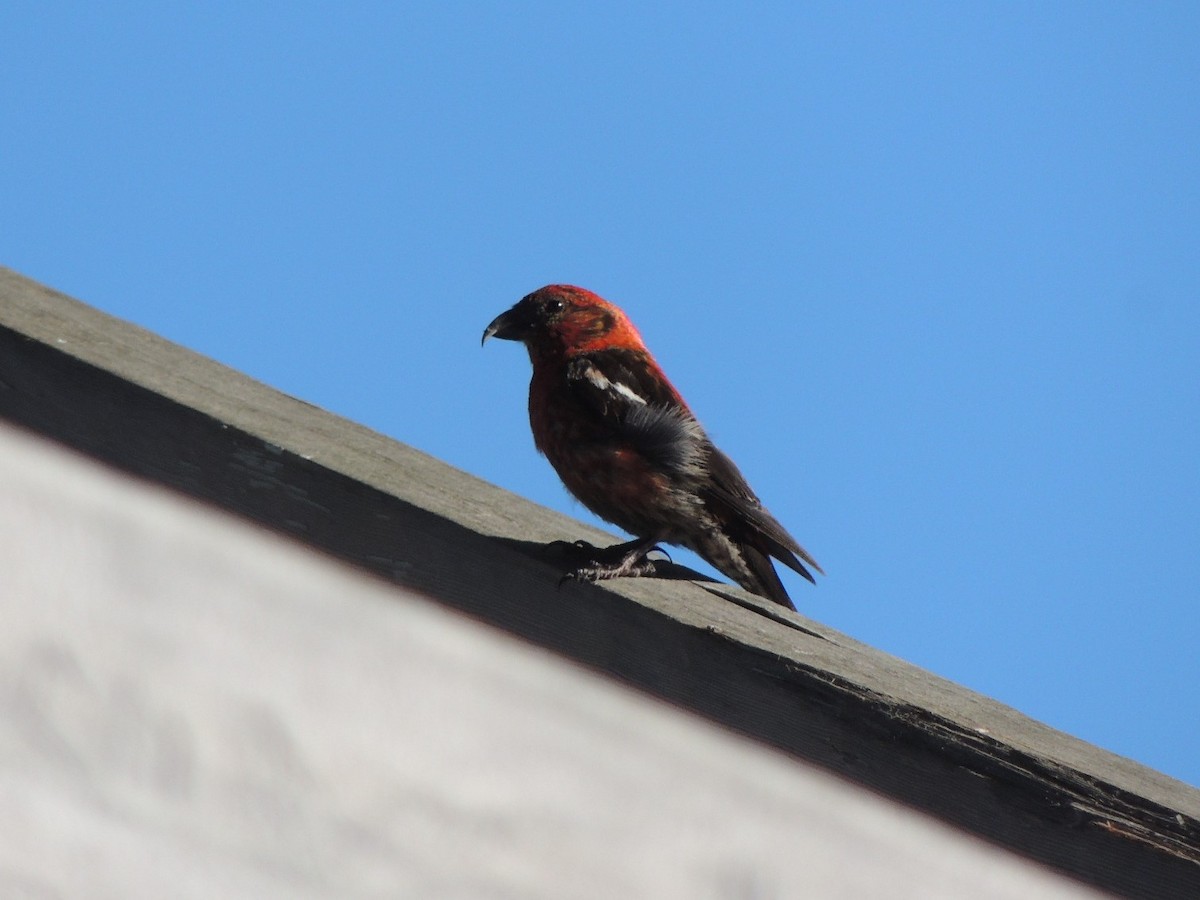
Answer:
483 284 822 608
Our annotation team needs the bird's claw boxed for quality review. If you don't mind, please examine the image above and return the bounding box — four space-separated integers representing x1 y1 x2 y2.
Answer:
558 559 662 588
646 545 672 564
554 541 665 589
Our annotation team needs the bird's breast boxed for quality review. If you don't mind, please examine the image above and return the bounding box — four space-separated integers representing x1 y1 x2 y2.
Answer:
527 371 703 539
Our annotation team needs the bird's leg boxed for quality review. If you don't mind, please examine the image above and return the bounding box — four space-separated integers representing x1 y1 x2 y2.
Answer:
558 535 665 587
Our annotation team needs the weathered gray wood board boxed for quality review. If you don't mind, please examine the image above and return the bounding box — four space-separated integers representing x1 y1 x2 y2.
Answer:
1 266 1197 898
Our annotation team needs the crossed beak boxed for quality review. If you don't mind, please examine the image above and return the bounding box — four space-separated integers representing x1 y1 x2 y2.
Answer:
481 305 529 346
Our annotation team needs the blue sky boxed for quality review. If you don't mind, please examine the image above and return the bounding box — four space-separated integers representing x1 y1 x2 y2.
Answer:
4 4 1198 788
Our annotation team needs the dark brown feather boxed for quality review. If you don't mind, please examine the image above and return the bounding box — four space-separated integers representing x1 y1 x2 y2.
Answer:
702 447 824 583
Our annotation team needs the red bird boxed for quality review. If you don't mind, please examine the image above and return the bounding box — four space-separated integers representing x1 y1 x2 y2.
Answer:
483 284 822 608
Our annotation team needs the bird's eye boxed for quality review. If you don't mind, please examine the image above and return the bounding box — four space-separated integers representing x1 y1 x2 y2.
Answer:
545 298 565 314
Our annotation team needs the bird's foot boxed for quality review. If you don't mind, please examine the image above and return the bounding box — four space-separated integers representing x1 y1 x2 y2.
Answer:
549 537 669 587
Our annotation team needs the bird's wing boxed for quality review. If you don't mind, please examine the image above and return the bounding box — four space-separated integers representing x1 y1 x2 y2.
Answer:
566 349 823 584
564 350 707 479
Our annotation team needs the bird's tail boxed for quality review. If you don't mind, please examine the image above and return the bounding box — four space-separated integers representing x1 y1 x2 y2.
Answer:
741 543 799 608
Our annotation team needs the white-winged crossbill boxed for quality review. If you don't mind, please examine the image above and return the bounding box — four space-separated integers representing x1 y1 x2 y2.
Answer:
483 284 822 608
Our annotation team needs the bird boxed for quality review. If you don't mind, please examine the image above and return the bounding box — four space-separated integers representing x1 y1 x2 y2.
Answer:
482 284 822 608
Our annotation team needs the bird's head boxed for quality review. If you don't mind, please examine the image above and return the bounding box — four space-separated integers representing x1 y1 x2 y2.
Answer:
482 285 645 361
